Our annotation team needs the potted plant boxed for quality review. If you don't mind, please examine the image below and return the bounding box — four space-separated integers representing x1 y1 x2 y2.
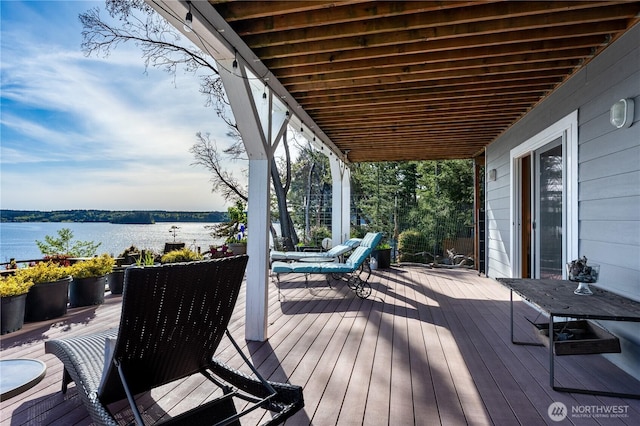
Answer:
0 274 34 334
163 225 186 253
69 254 115 307
135 250 157 266
209 201 248 255
118 245 141 266
160 248 203 264
371 241 392 269
20 261 73 322
109 246 139 296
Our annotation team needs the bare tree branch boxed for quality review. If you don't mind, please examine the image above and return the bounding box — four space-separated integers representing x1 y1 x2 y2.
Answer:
81 1 301 247
190 133 247 203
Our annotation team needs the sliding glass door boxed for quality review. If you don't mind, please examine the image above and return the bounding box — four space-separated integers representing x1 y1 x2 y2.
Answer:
511 111 577 280
534 138 564 279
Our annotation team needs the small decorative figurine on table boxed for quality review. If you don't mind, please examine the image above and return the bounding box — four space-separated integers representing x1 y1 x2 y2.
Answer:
567 256 599 295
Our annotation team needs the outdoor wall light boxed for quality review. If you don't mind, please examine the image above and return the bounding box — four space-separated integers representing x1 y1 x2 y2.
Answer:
488 168 497 181
184 2 193 32
609 98 634 129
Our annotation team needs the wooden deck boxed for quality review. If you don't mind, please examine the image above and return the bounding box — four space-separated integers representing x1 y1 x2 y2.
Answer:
2 265 639 425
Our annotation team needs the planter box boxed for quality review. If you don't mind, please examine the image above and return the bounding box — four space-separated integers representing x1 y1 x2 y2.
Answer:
25 277 72 322
371 248 391 269
108 267 126 295
228 243 247 255
70 276 107 307
163 242 185 253
533 320 621 356
1 294 27 334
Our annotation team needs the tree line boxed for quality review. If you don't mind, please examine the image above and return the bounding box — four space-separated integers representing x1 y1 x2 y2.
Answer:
0 210 227 224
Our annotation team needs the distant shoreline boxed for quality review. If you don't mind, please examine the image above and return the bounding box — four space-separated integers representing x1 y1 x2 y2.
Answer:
1 209 227 223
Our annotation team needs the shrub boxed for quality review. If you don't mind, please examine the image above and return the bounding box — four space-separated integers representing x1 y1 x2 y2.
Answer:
160 248 203 264
309 226 331 247
17 261 72 284
71 254 115 279
135 250 157 266
0 274 34 297
36 228 101 257
398 230 431 263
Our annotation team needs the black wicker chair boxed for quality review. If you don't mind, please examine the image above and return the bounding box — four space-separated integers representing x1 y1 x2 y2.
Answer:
45 255 303 425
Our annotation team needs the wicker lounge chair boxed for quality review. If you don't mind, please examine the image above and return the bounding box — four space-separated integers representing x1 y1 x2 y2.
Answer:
269 238 361 262
271 232 383 299
45 256 304 426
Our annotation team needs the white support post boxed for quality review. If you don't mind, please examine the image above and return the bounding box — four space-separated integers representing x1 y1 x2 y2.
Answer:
218 58 273 341
329 156 351 246
246 158 270 341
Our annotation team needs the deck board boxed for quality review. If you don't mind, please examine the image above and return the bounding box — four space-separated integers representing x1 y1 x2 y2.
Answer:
2 266 640 425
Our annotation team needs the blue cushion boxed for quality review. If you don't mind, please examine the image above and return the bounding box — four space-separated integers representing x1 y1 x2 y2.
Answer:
271 234 383 275
270 238 362 262
272 261 357 274
343 238 362 249
360 232 383 249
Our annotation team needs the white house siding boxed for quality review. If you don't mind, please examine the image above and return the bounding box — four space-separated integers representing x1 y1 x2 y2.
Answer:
485 24 640 379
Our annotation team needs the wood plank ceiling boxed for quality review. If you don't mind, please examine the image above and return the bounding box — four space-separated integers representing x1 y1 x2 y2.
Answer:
208 1 640 162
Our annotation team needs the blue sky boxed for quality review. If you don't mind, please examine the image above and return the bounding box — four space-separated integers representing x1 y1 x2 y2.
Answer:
1 1 237 212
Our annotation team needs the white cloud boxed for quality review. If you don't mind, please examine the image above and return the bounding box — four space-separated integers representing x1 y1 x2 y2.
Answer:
1 1 240 212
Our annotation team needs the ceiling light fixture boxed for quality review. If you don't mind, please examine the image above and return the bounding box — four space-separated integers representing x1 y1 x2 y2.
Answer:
183 2 193 32
232 50 238 69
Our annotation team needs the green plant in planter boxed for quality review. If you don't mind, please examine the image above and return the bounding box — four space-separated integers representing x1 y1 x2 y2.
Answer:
19 261 74 322
209 201 248 245
1 274 35 334
372 240 393 269
36 227 101 257
135 250 156 266
71 254 115 279
0 274 34 297
160 248 203 264
119 245 141 265
69 254 114 308
18 261 73 284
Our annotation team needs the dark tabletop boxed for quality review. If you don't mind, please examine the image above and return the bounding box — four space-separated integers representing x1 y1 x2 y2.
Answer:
497 278 640 321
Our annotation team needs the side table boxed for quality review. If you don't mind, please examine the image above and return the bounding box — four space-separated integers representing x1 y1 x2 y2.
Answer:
0 358 47 401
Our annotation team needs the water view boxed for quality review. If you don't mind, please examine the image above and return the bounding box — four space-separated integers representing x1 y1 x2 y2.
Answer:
0 222 224 263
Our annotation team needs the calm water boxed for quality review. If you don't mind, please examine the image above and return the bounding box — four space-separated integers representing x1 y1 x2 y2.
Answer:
0 222 224 263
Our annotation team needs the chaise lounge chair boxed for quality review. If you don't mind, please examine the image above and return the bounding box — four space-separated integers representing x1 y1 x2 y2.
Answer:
271 232 383 299
269 238 361 262
45 255 304 426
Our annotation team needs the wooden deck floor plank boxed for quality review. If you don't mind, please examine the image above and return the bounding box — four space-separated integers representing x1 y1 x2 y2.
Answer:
3 267 640 425
283 280 366 424
360 296 393 426
309 294 370 425
387 268 419 425
418 273 489 425
335 270 398 425
443 275 550 425
428 274 521 425
402 267 447 425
